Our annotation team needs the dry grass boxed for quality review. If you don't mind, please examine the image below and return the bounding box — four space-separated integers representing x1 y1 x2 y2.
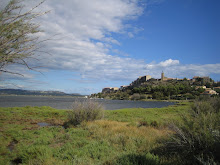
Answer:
85 120 171 152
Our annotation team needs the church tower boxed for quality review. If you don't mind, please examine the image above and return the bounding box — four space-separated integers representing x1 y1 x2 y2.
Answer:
161 71 164 81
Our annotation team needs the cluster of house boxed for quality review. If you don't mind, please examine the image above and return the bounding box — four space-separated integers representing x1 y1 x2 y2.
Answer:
102 87 120 93
102 72 219 96
195 86 219 95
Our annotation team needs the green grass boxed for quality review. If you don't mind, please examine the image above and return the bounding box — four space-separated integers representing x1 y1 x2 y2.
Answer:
0 102 190 165
105 102 191 126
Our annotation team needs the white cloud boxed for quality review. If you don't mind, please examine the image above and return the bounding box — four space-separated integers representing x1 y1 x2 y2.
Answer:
8 0 145 80
1 0 220 92
144 60 220 79
128 32 134 38
0 65 34 81
159 59 180 67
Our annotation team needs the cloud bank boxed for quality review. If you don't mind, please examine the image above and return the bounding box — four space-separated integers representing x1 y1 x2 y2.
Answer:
1 0 220 92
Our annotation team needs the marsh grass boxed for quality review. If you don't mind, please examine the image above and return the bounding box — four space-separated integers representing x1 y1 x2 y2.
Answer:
0 102 190 164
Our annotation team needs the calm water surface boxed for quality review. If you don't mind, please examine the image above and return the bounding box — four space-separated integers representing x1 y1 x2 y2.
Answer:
0 96 175 110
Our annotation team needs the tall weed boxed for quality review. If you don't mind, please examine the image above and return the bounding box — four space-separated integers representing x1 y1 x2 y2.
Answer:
159 97 220 164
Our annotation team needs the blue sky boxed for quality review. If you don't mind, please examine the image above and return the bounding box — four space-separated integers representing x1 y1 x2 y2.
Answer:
1 0 220 95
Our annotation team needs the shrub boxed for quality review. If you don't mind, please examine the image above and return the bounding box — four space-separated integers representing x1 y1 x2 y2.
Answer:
67 99 104 126
150 121 159 128
161 97 220 164
140 94 147 100
131 93 140 100
138 121 149 127
152 92 164 100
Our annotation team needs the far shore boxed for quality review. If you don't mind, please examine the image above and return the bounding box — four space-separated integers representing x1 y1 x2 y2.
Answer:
0 94 87 98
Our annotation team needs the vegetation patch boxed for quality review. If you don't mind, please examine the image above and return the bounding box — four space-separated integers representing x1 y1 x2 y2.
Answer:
104 101 190 126
154 97 220 164
2 100 210 164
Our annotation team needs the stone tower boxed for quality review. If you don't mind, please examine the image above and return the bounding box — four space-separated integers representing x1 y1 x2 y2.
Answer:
161 71 165 81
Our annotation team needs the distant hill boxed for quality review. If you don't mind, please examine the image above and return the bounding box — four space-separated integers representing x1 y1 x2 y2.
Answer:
0 89 82 97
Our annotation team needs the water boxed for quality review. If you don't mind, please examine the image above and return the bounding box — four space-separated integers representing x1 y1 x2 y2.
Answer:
0 96 175 110
37 122 51 127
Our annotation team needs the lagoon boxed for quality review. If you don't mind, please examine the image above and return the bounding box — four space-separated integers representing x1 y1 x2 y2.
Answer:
0 95 175 110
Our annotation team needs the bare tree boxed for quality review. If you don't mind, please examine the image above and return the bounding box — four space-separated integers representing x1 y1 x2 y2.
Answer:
0 0 49 75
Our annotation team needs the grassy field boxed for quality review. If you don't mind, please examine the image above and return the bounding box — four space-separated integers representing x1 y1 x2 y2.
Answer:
105 102 189 126
0 102 191 165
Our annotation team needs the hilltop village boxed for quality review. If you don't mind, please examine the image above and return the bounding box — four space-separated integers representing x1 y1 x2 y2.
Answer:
92 72 220 100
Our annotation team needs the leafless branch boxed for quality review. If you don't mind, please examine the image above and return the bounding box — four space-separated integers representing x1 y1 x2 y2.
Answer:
0 0 50 76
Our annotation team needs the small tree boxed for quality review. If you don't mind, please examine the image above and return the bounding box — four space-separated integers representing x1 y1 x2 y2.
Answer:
0 0 48 75
152 91 164 100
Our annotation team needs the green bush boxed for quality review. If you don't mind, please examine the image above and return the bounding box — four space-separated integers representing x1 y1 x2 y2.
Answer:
140 94 147 100
162 97 220 164
67 99 104 126
152 92 164 100
131 93 141 100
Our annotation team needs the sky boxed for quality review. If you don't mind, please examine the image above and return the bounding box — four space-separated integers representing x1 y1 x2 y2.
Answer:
0 0 220 95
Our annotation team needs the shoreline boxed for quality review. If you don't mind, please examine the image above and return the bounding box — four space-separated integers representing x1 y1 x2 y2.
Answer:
0 94 86 98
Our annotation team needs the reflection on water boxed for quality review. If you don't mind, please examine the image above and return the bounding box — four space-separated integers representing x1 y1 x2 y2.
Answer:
37 122 51 127
0 96 175 110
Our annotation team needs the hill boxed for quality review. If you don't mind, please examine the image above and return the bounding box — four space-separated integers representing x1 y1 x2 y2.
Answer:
92 73 220 100
0 89 81 97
